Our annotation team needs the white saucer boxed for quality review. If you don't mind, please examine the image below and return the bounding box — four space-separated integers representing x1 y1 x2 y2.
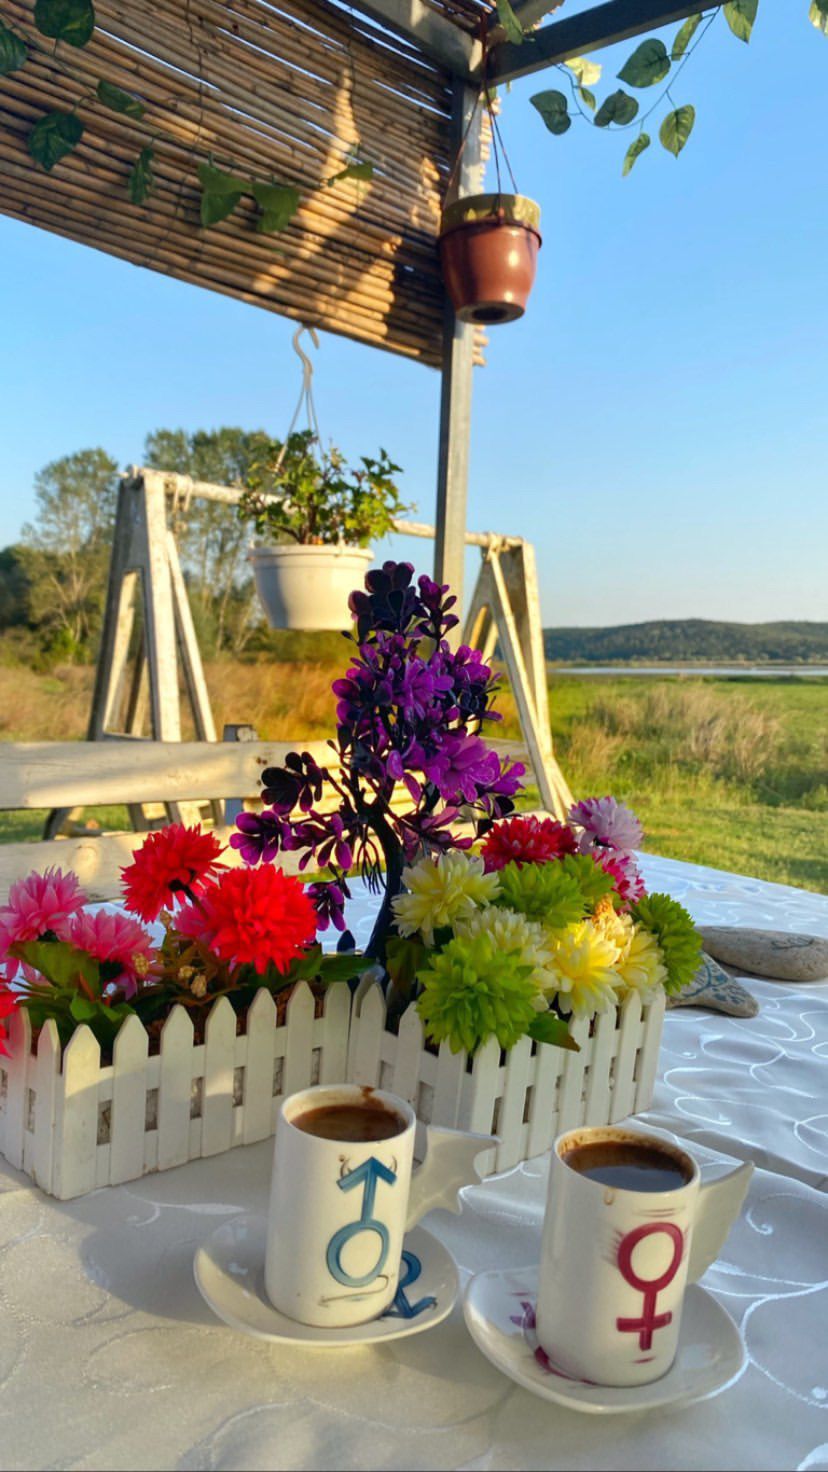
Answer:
464 1267 745 1414
194 1213 458 1347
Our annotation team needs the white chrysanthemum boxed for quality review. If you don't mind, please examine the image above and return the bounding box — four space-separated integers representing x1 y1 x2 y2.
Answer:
392 851 500 946
456 905 556 1005
615 924 668 998
547 920 620 1019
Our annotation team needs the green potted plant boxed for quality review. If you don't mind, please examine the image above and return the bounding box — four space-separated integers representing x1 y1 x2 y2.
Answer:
238 430 410 630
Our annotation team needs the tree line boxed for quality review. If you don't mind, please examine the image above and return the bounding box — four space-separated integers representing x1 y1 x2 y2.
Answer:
0 429 275 668
544 619 828 665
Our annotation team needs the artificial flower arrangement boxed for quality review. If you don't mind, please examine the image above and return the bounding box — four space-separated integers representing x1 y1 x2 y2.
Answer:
0 826 363 1057
0 560 701 1066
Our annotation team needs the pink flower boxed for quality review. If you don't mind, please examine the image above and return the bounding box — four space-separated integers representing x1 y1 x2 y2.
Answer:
569 796 643 855
67 910 154 999
0 868 88 982
597 850 646 909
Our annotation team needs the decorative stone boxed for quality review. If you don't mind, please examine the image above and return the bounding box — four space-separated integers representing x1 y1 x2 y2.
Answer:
667 953 759 1018
698 927 828 983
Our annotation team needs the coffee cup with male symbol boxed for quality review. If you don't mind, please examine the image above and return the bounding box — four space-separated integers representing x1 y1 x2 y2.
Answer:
265 1083 497 1328
535 1124 753 1387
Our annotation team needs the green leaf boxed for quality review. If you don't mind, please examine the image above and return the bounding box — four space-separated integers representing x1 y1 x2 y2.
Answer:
672 12 703 58
198 162 247 226
809 0 828 34
578 85 597 112
564 55 602 86
618 38 671 88
528 1012 580 1052
70 994 97 1022
385 934 429 1002
96 78 145 119
27 111 84 171
594 89 639 127
0 19 27 75
326 160 374 187
34 0 95 48
496 0 525 45
13 938 100 992
622 131 651 175
659 103 696 156
723 0 758 42
529 88 571 135
128 144 154 205
252 180 300 232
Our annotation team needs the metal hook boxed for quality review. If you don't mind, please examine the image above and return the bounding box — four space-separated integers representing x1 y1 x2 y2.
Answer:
292 324 320 394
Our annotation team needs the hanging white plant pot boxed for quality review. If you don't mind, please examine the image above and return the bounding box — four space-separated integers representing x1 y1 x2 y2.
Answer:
250 543 373 631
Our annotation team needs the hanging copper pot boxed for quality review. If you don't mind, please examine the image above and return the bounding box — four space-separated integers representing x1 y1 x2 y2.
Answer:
438 193 542 325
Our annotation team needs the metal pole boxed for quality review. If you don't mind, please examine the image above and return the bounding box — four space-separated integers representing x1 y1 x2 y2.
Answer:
433 79 482 635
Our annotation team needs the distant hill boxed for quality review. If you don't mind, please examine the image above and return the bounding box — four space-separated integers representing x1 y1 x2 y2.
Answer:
543 620 828 665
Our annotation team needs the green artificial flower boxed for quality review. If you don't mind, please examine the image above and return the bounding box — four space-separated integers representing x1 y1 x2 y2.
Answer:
416 931 539 1055
630 892 702 995
495 859 587 930
558 852 616 909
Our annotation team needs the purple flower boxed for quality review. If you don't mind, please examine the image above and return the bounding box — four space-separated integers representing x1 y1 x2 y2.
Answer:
306 880 349 932
422 733 502 804
569 796 643 854
230 810 295 864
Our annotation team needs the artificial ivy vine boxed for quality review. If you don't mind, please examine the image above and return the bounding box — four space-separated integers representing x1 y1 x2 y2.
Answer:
500 0 826 175
0 0 374 233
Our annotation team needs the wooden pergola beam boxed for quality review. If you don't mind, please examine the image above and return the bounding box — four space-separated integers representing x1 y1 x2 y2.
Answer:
348 0 481 75
486 0 722 85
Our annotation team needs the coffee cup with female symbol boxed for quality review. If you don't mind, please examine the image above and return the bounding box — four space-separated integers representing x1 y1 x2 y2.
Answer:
535 1124 753 1387
265 1083 497 1328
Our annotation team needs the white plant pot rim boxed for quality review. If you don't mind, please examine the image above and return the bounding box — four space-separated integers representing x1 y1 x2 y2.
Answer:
248 543 373 560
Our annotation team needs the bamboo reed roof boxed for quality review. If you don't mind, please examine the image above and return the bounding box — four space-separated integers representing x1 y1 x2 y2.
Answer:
1 0 487 365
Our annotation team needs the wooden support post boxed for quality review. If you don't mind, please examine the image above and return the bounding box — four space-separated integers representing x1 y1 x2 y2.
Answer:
434 80 482 643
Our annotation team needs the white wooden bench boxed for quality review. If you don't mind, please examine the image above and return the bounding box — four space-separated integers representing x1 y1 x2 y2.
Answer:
0 738 333 899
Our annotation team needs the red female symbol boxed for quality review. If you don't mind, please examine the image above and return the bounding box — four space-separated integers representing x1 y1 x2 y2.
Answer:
616 1223 684 1350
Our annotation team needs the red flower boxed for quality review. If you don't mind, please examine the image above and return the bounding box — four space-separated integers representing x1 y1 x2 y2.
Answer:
481 815 578 873
597 850 646 909
0 988 18 1058
121 825 225 922
176 866 317 975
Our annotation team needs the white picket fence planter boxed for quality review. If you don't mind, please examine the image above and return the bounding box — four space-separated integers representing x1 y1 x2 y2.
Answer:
0 981 665 1199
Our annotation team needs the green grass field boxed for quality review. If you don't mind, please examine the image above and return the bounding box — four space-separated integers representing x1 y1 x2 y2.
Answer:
1 663 825 895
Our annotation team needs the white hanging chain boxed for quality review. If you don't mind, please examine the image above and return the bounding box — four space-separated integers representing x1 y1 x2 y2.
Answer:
274 324 321 473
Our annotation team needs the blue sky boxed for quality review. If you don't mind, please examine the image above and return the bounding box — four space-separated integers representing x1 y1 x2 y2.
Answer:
2 3 826 627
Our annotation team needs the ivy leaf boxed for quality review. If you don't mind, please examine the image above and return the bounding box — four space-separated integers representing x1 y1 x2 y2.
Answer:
252 180 300 232
198 162 247 226
496 0 526 45
128 144 154 204
579 86 597 112
33 0 95 48
622 131 651 175
672 12 703 58
564 55 602 86
659 103 696 156
27 110 84 171
809 0 828 34
326 159 374 186
618 38 671 87
529 89 571 135
0 20 27 75
528 1013 579 1052
594 89 639 128
723 0 758 42
96 78 145 119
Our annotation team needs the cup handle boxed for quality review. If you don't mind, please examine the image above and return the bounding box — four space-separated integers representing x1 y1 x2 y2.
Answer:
688 1160 754 1282
406 1125 499 1230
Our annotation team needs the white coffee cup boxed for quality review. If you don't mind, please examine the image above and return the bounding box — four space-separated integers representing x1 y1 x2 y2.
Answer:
536 1124 753 1387
265 1083 496 1328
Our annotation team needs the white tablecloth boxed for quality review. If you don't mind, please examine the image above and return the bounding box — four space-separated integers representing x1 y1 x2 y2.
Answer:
0 854 826 1472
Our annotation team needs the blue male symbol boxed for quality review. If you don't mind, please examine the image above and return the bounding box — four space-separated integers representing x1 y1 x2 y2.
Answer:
325 1156 397 1288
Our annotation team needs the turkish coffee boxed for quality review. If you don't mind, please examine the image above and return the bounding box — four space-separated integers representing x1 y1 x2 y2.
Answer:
292 1100 405 1143
562 1139 691 1193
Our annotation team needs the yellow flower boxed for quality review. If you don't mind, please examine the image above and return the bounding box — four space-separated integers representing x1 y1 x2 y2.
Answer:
591 894 633 959
547 920 620 1018
456 905 556 1004
392 851 500 946
615 924 668 998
